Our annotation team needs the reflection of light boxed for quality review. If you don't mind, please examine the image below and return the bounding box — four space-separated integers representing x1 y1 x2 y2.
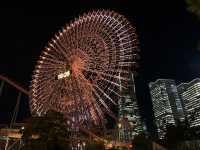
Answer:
21 126 25 130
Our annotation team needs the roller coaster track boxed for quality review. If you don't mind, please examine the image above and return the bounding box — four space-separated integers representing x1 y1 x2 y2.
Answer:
0 74 105 142
0 75 29 95
0 74 134 149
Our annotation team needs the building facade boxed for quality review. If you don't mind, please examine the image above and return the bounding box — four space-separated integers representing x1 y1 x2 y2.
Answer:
177 78 200 128
118 73 144 142
149 79 185 139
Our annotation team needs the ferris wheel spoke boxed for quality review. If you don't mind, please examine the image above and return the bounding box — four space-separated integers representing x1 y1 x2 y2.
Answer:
93 92 117 121
36 65 63 70
48 80 64 106
118 61 136 66
91 102 104 122
82 67 129 81
43 48 63 60
104 68 130 74
92 87 110 111
93 84 117 105
32 80 58 96
46 47 65 62
108 87 121 98
33 75 57 85
38 60 64 68
119 55 133 61
53 36 72 59
39 57 66 66
118 33 136 41
32 92 50 103
72 77 94 122
30 10 138 127
98 74 127 90
48 42 68 61
33 74 57 84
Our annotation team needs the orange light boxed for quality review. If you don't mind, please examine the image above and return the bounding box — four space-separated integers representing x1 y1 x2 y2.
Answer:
106 143 113 149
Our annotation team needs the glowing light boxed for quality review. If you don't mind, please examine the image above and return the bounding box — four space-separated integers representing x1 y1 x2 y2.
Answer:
118 123 122 129
57 70 71 79
30 10 139 128
106 143 113 149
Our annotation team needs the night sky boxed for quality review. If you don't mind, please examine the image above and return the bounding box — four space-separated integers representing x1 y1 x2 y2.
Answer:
0 1 200 135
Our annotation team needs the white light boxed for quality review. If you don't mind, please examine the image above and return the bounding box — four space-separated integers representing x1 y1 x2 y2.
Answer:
57 70 71 79
41 56 46 60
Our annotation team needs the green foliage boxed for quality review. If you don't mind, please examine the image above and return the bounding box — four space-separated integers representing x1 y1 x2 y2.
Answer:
85 141 105 150
132 134 152 150
164 122 200 149
21 110 71 150
109 148 128 150
186 0 200 18
186 0 200 53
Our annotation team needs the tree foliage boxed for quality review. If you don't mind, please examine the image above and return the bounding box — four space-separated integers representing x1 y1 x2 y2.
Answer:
85 141 105 150
186 0 200 18
132 134 152 150
21 110 71 150
164 122 200 149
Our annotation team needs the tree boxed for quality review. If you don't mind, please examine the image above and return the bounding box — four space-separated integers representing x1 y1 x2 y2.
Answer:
186 0 200 55
85 141 105 150
164 124 185 149
132 134 152 150
21 110 71 150
186 0 200 18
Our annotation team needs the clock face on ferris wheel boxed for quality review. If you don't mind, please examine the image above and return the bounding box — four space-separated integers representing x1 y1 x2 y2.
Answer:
30 10 139 127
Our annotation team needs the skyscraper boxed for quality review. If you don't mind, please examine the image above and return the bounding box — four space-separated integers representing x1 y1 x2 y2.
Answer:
177 78 200 128
118 73 144 142
149 79 184 139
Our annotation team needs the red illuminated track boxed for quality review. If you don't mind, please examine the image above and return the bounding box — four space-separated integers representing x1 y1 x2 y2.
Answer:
0 74 105 142
0 75 29 95
1 10 139 144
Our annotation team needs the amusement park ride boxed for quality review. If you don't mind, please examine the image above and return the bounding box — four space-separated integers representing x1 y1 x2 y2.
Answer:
0 10 139 149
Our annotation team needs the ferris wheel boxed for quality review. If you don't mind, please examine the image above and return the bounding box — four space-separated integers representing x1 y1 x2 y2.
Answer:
30 10 139 128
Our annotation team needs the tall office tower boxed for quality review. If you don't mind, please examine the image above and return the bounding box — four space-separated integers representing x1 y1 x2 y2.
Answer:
177 78 200 128
118 73 144 142
149 79 185 139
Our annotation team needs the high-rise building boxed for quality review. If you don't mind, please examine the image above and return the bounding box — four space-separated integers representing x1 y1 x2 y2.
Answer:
118 73 144 142
149 79 185 139
177 78 200 128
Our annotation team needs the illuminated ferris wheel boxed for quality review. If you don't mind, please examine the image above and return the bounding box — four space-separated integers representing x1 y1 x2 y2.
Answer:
30 10 139 128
